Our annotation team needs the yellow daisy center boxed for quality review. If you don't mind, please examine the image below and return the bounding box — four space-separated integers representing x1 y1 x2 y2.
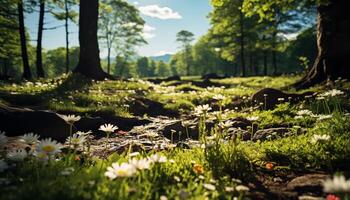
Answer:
42 145 55 153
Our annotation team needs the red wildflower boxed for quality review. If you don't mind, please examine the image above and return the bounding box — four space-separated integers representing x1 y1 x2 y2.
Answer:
327 194 340 200
265 162 274 170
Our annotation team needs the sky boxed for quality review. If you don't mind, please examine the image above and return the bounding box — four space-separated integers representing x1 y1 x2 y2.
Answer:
25 0 212 57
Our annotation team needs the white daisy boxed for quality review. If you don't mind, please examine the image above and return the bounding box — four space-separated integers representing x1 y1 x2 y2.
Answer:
129 158 151 170
99 124 118 133
247 116 259 121
296 109 313 116
218 121 234 129
7 149 28 161
36 138 62 155
20 133 40 145
194 104 212 116
59 114 81 125
148 154 167 163
203 183 216 191
104 162 137 179
311 134 330 144
236 185 250 192
323 175 350 193
213 94 226 101
66 133 86 146
76 131 92 136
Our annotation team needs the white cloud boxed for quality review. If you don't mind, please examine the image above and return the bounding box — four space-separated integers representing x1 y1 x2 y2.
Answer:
138 5 182 20
133 1 139 5
153 50 174 56
142 24 156 39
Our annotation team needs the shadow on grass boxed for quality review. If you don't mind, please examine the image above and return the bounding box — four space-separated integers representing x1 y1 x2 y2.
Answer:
0 73 92 108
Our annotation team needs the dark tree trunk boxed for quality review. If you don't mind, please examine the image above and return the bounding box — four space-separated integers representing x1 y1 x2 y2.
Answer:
18 0 31 79
74 0 109 80
271 30 277 76
65 0 69 73
294 0 350 89
36 0 45 78
107 47 111 74
239 5 246 77
263 50 268 76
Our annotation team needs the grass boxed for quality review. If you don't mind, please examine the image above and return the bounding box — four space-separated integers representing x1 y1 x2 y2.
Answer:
1 74 350 199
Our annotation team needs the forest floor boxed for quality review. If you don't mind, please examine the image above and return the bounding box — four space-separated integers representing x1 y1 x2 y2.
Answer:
0 74 350 200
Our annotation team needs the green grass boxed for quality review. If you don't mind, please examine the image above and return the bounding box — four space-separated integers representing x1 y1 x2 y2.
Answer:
1 74 350 199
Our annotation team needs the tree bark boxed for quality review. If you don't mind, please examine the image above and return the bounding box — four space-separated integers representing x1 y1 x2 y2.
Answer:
107 47 111 74
18 0 31 80
74 0 110 80
239 5 246 77
271 30 277 76
36 0 45 78
263 50 268 76
65 0 69 73
294 0 350 89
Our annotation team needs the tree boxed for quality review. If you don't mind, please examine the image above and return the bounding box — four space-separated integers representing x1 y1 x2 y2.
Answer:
35 0 45 78
17 0 31 79
136 57 149 77
74 0 109 80
242 0 349 88
176 30 194 76
155 61 170 77
52 0 78 73
99 0 145 74
0 0 21 78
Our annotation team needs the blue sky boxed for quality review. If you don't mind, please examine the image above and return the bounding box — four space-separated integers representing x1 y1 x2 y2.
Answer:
25 0 212 57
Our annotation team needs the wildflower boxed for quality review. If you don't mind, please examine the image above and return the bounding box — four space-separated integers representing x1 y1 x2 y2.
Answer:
277 98 285 101
174 176 181 182
0 132 8 147
263 94 268 97
218 121 234 129
326 194 341 200
316 114 333 121
148 154 167 163
247 116 259 122
323 175 350 193
194 104 212 116
321 89 344 97
266 163 274 170
160 195 168 200
311 134 330 144
105 162 137 179
7 149 28 162
297 109 313 116
213 94 226 101
99 124 118 133
129 152 140 157
20 133 40 145
66 134 86 147
193 164 204 174
76 131 92 136
36 138 62 155
203 183 216 191
59 114 81 125
0 159 9 172
316 96 325 100
236 185 250 192
129 158 151 170
225 186 234 192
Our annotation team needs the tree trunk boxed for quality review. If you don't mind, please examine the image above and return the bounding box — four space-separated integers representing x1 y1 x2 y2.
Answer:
36 0 45 78
18 0 31 80
263 50 268 76
65 0 69 73
271 30 277 76
294 0 350 89
107 47 111 74
74 0 109 80
239 5 246 77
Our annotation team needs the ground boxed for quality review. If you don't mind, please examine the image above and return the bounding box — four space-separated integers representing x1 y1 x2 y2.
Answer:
0 74 350 200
